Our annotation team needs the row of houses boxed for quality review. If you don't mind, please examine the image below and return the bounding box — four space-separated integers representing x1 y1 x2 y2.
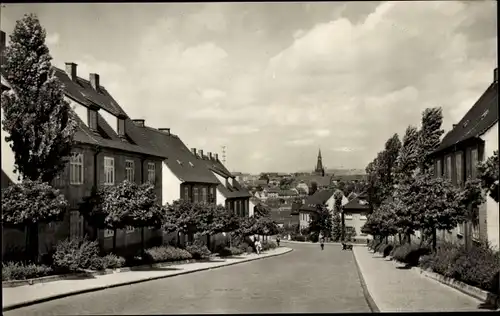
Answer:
0 30 252 257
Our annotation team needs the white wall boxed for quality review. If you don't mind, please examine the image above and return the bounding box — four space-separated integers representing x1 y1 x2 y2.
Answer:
480 122 499 250
326 194 335 212
216 188 226 208
212 171 226 188
249 199 256 217
161 162 182 205
1 107 20 184
66 97 88 127
100 109 118 134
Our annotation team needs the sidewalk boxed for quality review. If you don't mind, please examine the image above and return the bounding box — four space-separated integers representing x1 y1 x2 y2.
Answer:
353 247 486 312
3 247 292 312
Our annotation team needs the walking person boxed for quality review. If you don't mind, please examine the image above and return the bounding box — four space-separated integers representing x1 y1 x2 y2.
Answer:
320 237 325 251
254 238 262 255
276 235 280 247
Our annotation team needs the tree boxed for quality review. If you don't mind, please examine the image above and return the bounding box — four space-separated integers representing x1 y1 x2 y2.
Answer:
331 207 342 241
308 205 333 239
128 183 164 256
477 150 499 203
406 172 465 250
333 189 345 241
379 134 401 200
417 107 444 172
456 179 485 250
2 179 68 262
394 125 420 184
1 14 77 183
362 202 398 243
163 200 204 246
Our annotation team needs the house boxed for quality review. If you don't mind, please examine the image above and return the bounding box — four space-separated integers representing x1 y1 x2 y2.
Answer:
342 192 372 242
198 149 252 217
1 29 168 257
267 188 279 198
429 67 499 250
296 181 309 195
278 189 299 199
298 189 348 230
253 190 268 201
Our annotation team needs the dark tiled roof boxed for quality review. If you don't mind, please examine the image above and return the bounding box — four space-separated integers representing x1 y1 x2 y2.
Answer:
434 80 498 154
201 156 252 198
343 196 370 211
138 127 219 184
51 67 166 158
300 189 334 212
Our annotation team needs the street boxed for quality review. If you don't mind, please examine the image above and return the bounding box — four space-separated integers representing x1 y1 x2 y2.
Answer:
5 243 371 315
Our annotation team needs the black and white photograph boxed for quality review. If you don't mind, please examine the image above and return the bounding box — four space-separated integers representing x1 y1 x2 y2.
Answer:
1 1 499 314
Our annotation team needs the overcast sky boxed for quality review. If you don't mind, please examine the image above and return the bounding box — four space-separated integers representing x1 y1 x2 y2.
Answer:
1 1 497 174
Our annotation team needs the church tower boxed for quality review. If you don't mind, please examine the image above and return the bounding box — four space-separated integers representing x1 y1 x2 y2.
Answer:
313 148 325 177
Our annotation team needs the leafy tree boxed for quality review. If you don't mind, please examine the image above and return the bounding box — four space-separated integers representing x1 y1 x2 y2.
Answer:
254 202 271 218
417 107 444 172
1 14 77 183
379 134 402 200
456 179 485 250
366 158 384 211
477 150 499 203
163 200 204 246
333 189 345 241
309 181 318 195
406 172 464 250
2 179 68 262
362 202 398 243
308 205 333 239
394 125 420 184
128 183 164 256
331 207 342 241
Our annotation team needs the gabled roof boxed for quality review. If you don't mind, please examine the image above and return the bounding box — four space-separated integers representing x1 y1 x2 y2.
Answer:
201 156 252 198
343 196 370 212
138 127 219 184
433 78 498 154
299 189 334 212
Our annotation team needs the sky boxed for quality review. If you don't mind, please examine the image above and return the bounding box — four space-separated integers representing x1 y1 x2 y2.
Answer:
1 1 497 174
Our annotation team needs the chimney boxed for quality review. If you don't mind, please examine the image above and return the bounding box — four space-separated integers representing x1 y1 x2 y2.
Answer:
90 73 100 91
208 152 213 160
215 153 219 161
199 149 204 159
158 128 170 135
495 68 498 83
191 148 197 156
133 119 145 127
65 62 78 81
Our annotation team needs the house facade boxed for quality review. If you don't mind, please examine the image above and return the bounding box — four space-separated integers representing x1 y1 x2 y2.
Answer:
342 193 372 242
198 149 252 217
429 68 499 250
298 189 348 230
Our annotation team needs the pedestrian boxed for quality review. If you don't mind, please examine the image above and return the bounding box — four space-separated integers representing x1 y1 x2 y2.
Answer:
320 237 325 251
255 238 262 255
276 235 280 247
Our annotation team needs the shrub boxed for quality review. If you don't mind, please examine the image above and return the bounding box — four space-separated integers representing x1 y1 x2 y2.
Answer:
261 240 277 251
308 232 319 243
246 246 254 253
52 238 103 272
292 235 306 242
2 262 54 281
144 246 192 263
186 244 211 260
392 243 431 267
421 242 500 292
382 244 394 257
373 241 385 253
101 254 126 269
217 246 244 257
236 242 250 252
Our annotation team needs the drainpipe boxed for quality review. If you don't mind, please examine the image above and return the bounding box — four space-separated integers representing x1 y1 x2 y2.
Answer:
92 145 102 241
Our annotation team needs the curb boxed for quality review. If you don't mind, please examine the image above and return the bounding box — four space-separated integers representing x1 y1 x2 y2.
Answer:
2 259 199 288
352 249 380 313
2 248 293 312
416 267 499 308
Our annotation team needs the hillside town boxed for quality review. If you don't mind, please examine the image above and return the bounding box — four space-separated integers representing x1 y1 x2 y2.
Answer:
1 2 499 314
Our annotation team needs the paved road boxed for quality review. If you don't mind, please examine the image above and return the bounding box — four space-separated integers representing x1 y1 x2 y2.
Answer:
5 243 371 315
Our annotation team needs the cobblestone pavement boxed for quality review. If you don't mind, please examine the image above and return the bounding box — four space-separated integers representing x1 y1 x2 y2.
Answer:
353 246 486 312
5 243 370 315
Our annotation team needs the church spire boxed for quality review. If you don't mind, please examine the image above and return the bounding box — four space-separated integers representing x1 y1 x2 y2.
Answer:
314 148 325 176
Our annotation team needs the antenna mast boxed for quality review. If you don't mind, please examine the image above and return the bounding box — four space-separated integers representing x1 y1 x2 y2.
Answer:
221 146 227 165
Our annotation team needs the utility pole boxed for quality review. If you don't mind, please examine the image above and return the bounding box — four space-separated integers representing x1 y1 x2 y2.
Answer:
221 146 227 165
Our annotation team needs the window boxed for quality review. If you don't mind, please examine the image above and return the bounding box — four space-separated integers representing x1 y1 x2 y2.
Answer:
201 187 208 202
88 109 98 130
118 119 125 137
344 213 353 220
360 214 367 220
184 187 190 201
70 153 84 185
126 226 135 233
193 187 199 202
445 155 452 180
210 187 215 202
104 157 115 185
436 159 442 177
472 222 480 240
104 229 114 238
147 162 155 184
471 148 478 178
455 152 463 185
125 160 135 182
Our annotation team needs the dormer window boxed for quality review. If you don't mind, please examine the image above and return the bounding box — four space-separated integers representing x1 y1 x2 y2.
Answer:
88 109 98 131
118 118 125 137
